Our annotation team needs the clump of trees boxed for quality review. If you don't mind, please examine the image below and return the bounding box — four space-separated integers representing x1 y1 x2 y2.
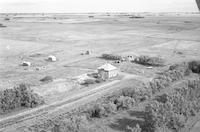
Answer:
188 60 200 74
144 78 200 132
133 55 165 66
101 53 123 60
84 85 145 119
0 84 44 114
148 62 190 94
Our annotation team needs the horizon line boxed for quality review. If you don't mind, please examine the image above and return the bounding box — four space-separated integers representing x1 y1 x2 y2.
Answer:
0 11 199 14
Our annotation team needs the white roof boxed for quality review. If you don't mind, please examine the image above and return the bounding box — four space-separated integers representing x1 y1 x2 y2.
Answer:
98 63 117 71
48 55 56 58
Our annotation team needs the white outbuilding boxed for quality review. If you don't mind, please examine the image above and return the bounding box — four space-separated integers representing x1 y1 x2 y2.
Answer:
21 61 31 66
48 55 57 62
97 63 118 80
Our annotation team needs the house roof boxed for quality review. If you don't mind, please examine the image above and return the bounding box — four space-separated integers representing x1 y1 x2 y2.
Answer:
98 63 117 71
48 55 56 58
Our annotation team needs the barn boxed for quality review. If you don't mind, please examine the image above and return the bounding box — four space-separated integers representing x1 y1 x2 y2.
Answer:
97 63 118 80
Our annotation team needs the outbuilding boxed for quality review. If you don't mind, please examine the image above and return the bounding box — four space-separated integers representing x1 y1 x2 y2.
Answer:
48 55 57 62
21 61 31 66
97 63 118 80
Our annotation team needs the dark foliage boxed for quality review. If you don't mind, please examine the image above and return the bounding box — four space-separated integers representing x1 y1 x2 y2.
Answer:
144 78 200 131
4 18 10 21
101 53 123 60
133 55 165 66
40 76 53 82
0 84 44 114
148 62 191 94
188 60 200 74
0 23 6 28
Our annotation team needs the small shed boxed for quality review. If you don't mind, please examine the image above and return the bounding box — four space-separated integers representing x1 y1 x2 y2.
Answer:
85 50 90 55
97 63 118 80
22 61 31 66
48 55 57 62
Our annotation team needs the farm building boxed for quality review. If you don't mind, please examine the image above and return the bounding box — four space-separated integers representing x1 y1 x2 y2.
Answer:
97 63 118 80
21 61 31 66
48 55 57 62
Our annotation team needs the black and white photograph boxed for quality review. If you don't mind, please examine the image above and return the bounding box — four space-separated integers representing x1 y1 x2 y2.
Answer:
0 0 200 132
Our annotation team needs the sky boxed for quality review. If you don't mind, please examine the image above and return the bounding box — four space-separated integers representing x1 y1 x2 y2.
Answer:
0 0 199 13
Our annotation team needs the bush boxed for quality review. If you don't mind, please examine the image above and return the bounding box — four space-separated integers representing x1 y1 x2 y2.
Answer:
0 84 44 114
95 78 104 83
188 60 200 74
101 53 123 60
155 93 169 103
127 124 142 132
40 76 53 82
4 18 10 21
50 115 89 132
166 113 185 131
0 23 6 28
81 78 96 86
89 104 106 118
103 102 117 114
133 55 165 66
114 96 135 110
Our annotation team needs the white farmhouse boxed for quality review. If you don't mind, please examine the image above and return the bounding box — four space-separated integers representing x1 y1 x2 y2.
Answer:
97 63 118 80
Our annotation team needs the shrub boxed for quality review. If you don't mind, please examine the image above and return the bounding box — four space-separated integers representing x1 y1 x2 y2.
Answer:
89 104 106 118
101 53 123 60
166 113 186 131
155 93 169 103
95 78 104 83
133 55 165 66
86 101 117 118
0 84 44 114
127 124 142 132
103 102 117 114
0 23 6 28
51 115 89 132
4 18 10 21
188 60 200 74
40 76 53 82
114 96 135 110
81 78 96 86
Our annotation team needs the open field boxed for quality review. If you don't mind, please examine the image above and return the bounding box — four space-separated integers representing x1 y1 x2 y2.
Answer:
0 13 200 132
